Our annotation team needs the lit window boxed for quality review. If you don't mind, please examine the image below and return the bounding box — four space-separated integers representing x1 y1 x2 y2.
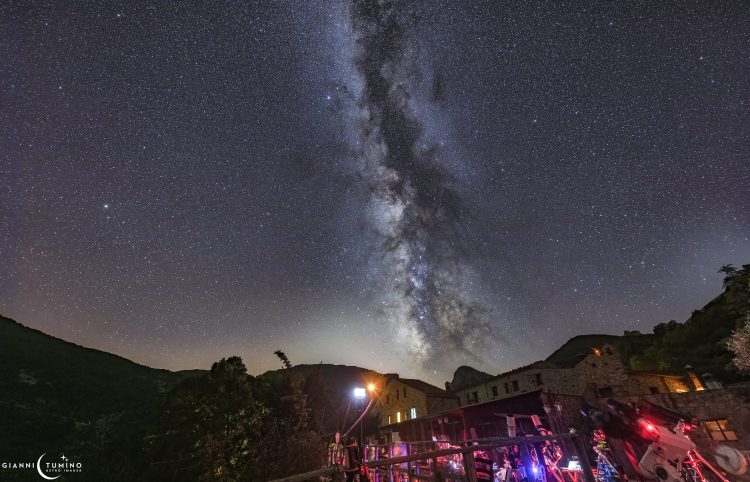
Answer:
410 407 417 419
705 419 737 441
396 412 401 423
388 415 391 425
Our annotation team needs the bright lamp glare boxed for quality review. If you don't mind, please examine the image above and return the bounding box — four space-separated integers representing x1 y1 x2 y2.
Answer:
353 387 367 398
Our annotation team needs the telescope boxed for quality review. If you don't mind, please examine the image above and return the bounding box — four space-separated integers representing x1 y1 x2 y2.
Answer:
583 399 747 481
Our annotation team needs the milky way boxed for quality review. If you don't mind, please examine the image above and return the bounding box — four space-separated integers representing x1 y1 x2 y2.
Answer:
347 0 497 370
1 1 747 384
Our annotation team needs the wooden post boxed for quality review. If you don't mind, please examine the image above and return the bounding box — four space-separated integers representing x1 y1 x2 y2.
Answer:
430 441 439 482
463 449 478 482
533 444 546 481
518 442 531 480
375 444 380 482
406 443 412 480
414 442 420 478
389 443 394 482
572 434 596 482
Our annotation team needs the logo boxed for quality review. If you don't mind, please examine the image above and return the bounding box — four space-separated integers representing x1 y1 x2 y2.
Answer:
1 453 83 479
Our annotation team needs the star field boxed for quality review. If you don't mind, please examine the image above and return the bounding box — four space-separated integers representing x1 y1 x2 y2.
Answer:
1 1 748 384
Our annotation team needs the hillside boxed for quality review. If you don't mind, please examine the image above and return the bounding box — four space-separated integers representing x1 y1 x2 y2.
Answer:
452 264 750 384
629 266 750 381
0 315 395 474
545 333 656 368
546 264 750 381
259 362 387 392
257 362 390 436
0 315 199 461
0 315 401 480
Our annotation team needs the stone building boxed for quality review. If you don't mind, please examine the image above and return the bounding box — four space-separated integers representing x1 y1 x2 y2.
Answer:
378 344 750 453
449 344 698 406
375 375 460 428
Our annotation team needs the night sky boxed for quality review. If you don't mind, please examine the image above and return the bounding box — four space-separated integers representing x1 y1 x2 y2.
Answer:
1 1 748 384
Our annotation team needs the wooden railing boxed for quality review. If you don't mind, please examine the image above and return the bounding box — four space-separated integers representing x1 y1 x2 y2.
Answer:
269 433 596 482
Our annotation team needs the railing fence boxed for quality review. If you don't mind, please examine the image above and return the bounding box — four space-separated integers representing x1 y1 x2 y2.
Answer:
269 433 595 482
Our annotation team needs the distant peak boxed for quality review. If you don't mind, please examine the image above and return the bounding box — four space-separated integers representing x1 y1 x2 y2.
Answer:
447 365 493 391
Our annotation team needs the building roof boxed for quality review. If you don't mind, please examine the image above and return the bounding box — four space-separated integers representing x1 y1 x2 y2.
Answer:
493 360 557 379
454 361 556 392
397 378 457 398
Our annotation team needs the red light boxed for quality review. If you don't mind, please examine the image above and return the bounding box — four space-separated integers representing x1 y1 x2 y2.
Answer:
638 418 659 439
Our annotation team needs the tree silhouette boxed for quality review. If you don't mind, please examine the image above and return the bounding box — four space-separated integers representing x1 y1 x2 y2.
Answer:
274 350 293 369
719 264 739 288
154 356 266 481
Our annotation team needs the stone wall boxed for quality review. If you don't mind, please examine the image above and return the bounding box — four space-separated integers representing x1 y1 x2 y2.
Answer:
456 366 577 405
377 378 429 426
377 378 461 427
427 395 460 414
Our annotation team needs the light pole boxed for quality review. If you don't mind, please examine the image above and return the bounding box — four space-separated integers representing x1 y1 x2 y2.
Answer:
350 384 377 463
353 387 367 454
